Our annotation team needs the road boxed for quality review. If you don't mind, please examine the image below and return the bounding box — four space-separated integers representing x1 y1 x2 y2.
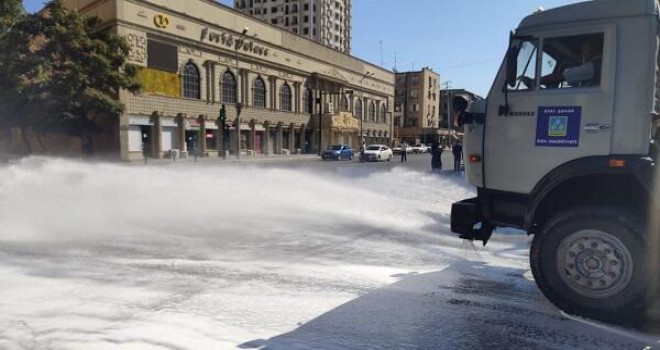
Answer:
0 156 657 350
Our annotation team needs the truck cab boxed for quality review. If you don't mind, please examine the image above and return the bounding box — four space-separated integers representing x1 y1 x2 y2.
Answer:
451 0 659 323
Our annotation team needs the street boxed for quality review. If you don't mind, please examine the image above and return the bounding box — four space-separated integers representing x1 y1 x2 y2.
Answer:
0 156 657 349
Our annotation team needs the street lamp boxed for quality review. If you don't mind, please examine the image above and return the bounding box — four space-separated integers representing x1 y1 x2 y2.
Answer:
235 27 249 159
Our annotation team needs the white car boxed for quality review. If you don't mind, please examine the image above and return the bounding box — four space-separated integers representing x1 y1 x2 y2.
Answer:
411 144 429 153
392 144 413 155
362 144 393 162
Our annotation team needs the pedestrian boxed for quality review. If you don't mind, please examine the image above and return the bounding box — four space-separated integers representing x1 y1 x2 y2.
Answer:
400 142 407 162
431 139 443 173
452 142 463 171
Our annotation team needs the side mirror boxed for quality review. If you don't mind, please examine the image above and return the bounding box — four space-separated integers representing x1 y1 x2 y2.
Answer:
506 44 519 88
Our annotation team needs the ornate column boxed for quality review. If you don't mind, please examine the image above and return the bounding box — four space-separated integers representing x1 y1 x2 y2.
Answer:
150 111 162 158
263 121 271 155
176 113 187 153
198 115 207 156
288 123 295 152
276 122 284 154
249 119 256 153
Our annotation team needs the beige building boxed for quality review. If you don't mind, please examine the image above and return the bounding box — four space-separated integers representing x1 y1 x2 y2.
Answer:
393 67 441 145
234 0 351 53
54 0 391 161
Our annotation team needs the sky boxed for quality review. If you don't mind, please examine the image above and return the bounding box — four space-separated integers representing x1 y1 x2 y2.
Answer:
21 0 582 96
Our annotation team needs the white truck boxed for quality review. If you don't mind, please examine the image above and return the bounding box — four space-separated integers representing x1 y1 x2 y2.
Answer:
451 0 659 324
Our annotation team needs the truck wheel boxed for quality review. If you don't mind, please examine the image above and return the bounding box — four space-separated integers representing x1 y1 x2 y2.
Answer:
530 207 648 323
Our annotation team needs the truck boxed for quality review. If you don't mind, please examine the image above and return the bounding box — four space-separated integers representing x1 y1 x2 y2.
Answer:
450 0 659 324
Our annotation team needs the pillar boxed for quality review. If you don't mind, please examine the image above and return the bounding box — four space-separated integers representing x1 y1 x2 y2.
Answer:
300 124 306 154
176 113 187 153
263 121 271 155
150 111 162 158
249 120 256 152
198 115 207 156
276 122 284 154
288 124 295 152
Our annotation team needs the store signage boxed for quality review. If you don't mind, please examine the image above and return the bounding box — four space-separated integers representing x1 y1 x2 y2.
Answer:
200 27 270 57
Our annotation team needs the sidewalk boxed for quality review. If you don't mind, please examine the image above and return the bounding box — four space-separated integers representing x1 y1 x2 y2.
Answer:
130 153 320 166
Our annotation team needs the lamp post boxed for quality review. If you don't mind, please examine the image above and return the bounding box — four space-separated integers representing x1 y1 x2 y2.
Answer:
235 27 249 159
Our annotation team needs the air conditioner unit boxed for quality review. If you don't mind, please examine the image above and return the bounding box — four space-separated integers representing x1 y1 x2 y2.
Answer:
326 102 334 114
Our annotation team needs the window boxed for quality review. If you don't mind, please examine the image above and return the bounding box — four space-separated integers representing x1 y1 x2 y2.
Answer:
182 62 200 99
271 6 278 13
368 101 376 122
253 77 266 108
342 95 349 111
508 39 538 91
222 71 237 104
354 99 363 120
380 104 386 123
280 83 292 111
304 3 308 10
304 15 309 23
303 88 312 113
271 18 278 25
539 33 604 89
304 28 309 35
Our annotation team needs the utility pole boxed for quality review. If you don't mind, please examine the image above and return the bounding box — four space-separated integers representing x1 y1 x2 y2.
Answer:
442 81 452 148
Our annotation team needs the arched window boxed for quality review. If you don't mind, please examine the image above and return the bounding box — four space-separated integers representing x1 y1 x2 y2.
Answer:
342 95 349 111
253 77 266 108
280 83 292 111
354 98 363 120
368 101 376 122
380 104 387 123
183 62 200 99
222 71 237 104
303 88 312 113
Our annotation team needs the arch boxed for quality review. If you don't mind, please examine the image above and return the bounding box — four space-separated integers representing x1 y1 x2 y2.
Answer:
182 62 201 99
222 70 237 104
354 98 363 120
280 83 292 112
303 87 313 113
253 76 266 108
341 95 349 111
368 101 376 122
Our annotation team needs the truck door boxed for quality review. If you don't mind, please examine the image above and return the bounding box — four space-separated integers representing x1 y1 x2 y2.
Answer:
485 27 615 194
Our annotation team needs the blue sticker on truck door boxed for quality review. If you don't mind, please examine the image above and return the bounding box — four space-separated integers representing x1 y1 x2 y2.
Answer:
535 106 581 147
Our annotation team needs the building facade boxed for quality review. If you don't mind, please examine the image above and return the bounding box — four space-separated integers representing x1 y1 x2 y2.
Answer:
234 0 352 53
393 67 440 145
57 0 390 162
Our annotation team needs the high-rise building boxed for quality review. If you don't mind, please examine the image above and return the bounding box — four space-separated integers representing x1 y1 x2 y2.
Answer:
234 0 352 53
394 67 441 145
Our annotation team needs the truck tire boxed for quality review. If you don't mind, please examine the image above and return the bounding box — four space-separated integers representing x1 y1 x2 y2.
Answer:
530 207 649 324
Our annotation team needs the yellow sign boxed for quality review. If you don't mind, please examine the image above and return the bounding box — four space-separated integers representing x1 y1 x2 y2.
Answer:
154 14 170 28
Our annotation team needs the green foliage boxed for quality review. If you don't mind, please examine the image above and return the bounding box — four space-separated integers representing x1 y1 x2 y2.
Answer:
0 0 141 155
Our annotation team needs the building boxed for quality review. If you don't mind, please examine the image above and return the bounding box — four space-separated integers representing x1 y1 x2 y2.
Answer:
393 67 440 146
25 0 392 161
234 0 352 53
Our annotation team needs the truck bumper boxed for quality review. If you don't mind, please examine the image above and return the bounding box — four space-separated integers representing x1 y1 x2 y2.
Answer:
450 197 494 245
450 197 480 237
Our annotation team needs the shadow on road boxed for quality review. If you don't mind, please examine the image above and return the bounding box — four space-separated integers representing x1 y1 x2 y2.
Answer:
239 261 657 350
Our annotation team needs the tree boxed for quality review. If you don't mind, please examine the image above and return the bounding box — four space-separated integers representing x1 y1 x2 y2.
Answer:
0 0 140 155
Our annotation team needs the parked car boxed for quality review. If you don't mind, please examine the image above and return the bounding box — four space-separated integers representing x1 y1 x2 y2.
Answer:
321 145 353 161
362 144 393 162
392 144 413 155
411 144 429 153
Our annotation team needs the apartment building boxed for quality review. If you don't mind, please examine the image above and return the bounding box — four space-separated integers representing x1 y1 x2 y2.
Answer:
234 0 352 53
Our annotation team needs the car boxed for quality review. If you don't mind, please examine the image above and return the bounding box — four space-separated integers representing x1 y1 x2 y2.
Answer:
392 144 413 155
321 144 353 161
411 144 429 153
361 144 393 162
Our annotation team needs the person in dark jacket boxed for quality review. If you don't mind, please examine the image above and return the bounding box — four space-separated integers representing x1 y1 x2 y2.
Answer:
452 142 463 171
431 139 443 173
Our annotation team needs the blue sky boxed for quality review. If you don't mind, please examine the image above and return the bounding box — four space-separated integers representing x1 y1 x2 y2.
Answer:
22 0 581 96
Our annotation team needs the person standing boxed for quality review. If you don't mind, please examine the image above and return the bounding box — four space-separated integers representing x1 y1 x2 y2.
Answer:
400 142 407 162
452 142 463 171
431 139 443 173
